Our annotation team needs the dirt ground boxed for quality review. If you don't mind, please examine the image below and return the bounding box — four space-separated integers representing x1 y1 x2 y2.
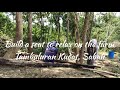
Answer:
0 54 120 78
0 64 104 78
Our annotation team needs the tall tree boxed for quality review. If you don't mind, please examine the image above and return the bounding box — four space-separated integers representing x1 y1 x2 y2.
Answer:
72 12 80 57
79 12 91 64
57 16 60 43
28 12 33 53
67 12 70 53
52 12 63 43
4 12 23 59
87 12 94 42
67 12 69 43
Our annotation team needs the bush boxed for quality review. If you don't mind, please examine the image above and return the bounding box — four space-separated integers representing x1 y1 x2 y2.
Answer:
32 47 45 55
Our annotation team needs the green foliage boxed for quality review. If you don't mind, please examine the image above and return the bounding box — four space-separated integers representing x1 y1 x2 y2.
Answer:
32 47 44 54
0 31 10 40
92 12 120 42
0 12 15 38
1 12 120 54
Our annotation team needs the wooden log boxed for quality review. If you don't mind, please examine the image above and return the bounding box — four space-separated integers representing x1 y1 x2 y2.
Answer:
54 60 101 68
0 57 100 69
93 71 117 78
82 67 120 78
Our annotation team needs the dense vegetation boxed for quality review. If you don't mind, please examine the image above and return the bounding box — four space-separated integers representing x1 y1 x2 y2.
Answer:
0 12 120 60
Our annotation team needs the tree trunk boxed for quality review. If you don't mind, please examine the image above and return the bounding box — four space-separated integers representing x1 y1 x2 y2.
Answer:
87 12 94 42
79 12 91 64
57 16 60 43
28 12 33 53
0 57 100 69
40 12 43 42
3 12 23 59
40 12 44 52
73 12 80 58
67 12 70 54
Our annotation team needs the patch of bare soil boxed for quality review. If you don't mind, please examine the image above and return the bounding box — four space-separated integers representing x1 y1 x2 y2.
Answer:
0 65 103 78
1 55 120 78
